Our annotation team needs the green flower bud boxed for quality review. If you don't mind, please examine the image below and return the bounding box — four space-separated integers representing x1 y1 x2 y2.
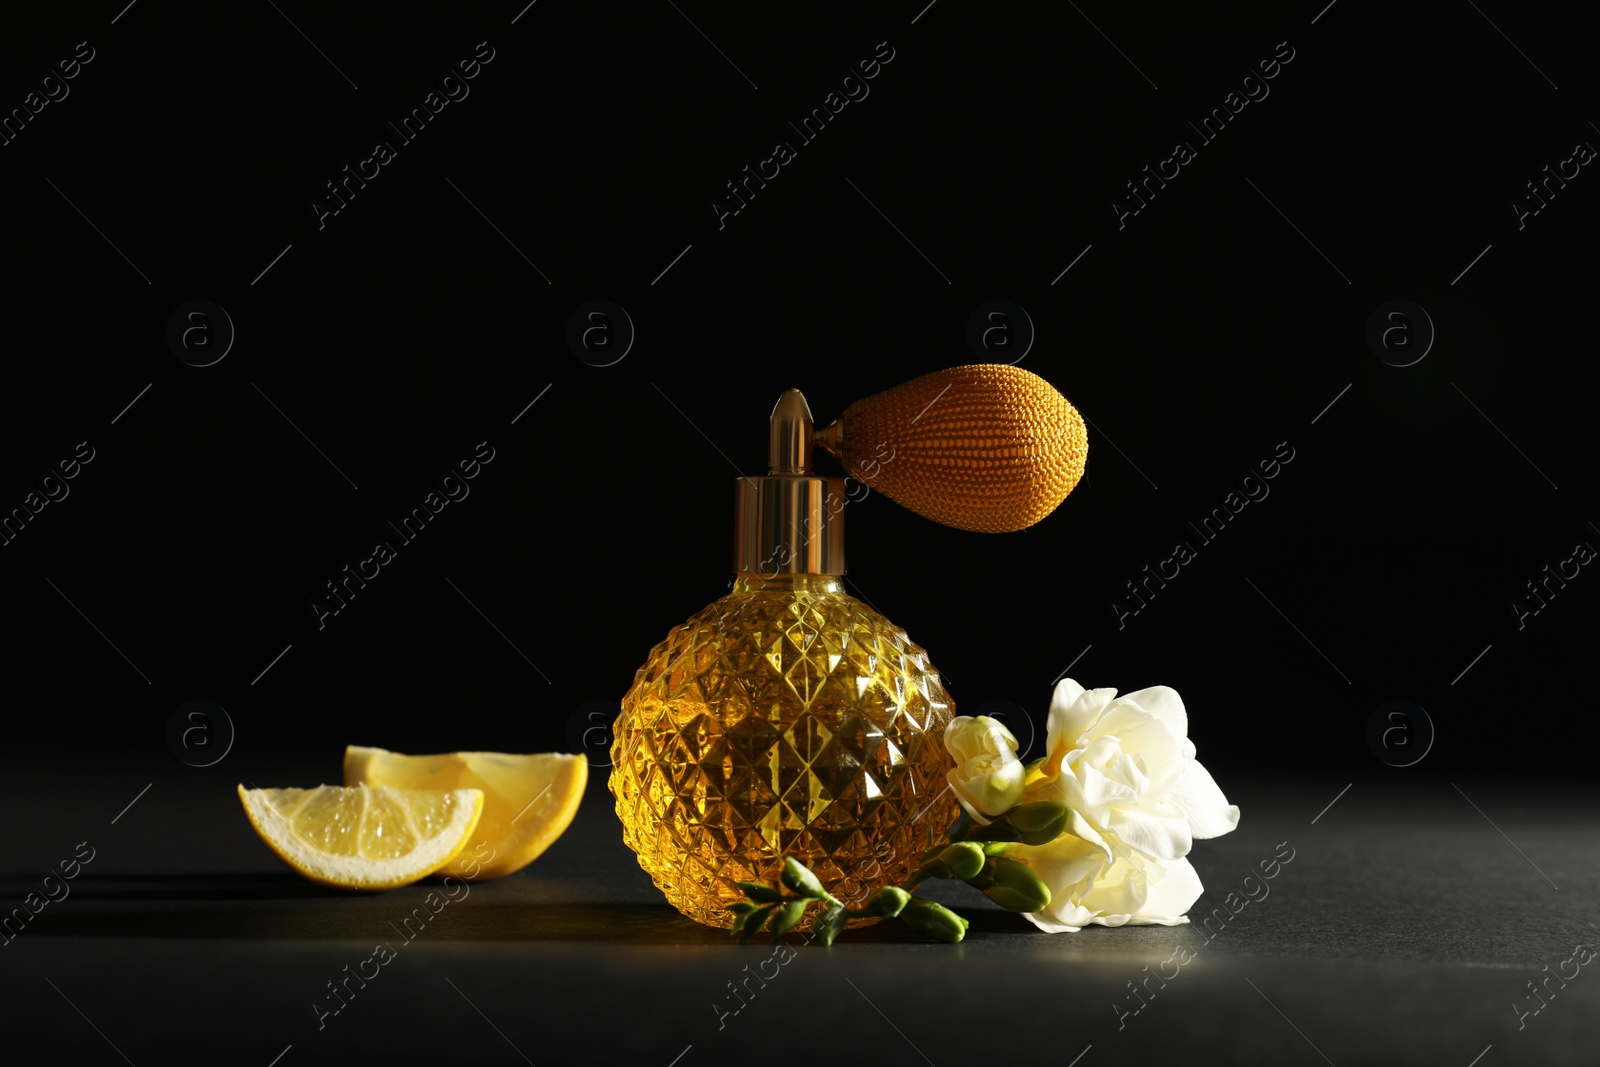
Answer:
899 897 969 943
981 840 1016 856
919 841 987 881
767 900 808 941
780 857 827 898
981 857 1052 912
864 886 911 918
935 842 986 880
735 880 784 903
962 818 1020 843
814 903 849 946
733 902 776 942
1006 801 1071 845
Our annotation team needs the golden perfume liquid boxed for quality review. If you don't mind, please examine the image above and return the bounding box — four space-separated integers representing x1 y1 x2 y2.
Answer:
610 572 957 927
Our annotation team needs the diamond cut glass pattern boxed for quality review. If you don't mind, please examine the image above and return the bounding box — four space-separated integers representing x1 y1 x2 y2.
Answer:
609 575 957 927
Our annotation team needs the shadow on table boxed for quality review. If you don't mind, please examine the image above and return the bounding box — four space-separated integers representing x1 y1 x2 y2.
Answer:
0 871 328 901
7 872 1013 945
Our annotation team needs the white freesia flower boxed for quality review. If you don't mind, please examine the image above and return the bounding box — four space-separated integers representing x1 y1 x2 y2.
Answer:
943 715 1026 825
1013 678 1238 933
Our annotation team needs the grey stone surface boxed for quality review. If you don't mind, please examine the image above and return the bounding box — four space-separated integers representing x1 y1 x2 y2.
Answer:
4 770 1596 1064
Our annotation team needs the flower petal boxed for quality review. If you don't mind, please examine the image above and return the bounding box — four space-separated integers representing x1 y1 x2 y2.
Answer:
1080 854 1146 918
1118 685 1187 740
1012 835 1102 892
947 778 994 825
1172 759 1240 839
983 758 1028 814
1124 855 1204 924
1066 808 1112 856
1022 911 1087 934
1047 681 1117 754
942 715 979 761
1093 708 1183 792
1106 806 1192 861
1014 832 1106 932
1096 912 1190 928
989 717 1020 751
1050 677 1086 710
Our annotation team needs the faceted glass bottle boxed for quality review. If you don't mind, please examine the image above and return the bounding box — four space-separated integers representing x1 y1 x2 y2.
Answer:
608 387 957 928
609 572 956 927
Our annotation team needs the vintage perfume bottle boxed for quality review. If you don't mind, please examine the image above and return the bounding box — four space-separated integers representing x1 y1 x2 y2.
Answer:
610 365 1087 927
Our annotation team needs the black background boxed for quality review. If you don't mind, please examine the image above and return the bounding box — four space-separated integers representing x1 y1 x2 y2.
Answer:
4 0 1594 778
3 2 1599 1062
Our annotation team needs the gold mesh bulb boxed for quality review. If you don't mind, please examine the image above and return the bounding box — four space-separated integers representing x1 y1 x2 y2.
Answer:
815 364 1088 533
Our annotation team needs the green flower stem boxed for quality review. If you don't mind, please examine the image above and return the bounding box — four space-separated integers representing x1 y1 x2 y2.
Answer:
731 854 979 944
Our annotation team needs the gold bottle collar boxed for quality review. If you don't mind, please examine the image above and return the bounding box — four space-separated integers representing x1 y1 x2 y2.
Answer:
732 388 846 575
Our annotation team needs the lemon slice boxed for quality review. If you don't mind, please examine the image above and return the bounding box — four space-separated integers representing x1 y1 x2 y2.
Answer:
344 746 586 879
238 783 483 891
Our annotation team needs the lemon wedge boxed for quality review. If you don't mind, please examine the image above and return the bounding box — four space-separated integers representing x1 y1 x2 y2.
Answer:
238 783 483 891
343 746 586 879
